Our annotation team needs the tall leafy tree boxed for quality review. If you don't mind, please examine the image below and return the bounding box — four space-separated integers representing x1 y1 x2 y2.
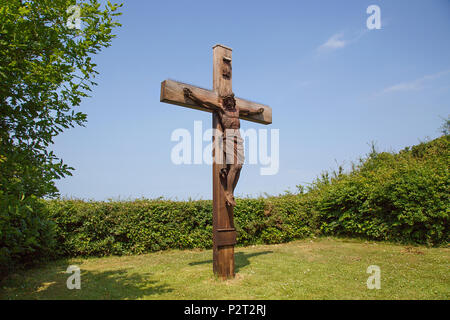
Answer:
0 0 122 198
0 0 122 275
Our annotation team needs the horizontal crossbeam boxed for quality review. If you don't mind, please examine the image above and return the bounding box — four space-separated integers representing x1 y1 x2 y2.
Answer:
160 79 272 125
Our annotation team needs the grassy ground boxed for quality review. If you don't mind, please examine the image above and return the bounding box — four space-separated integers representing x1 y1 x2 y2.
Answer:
1 237 448 300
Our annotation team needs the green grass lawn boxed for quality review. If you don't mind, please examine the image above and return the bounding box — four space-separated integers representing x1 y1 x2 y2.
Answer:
1 237 448 300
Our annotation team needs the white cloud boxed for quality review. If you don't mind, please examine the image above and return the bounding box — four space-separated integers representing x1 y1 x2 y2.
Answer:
382 82 420 94
380 69 450 95
318 33 347 51
297 80 311 88
317 30 368 53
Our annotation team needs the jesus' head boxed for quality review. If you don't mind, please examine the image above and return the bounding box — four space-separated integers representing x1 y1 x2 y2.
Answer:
222 94 236 111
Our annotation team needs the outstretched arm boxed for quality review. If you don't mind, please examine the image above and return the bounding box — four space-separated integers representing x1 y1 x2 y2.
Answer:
239 106 264 116
184 88 223 112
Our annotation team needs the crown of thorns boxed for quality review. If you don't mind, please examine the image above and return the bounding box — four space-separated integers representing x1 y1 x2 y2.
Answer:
221 93 235 101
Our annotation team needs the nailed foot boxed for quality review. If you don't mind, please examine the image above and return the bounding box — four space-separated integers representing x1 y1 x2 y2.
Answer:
225 191 236 207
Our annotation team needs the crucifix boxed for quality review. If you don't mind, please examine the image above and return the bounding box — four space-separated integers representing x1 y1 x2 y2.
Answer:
160 44 272 279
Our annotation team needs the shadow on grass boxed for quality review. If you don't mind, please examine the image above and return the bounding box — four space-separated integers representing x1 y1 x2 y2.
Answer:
76 269 173 299
189 251 273 273
1 263 173 300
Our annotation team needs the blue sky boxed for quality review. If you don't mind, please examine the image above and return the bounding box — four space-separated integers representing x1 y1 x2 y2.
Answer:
53 0 450 200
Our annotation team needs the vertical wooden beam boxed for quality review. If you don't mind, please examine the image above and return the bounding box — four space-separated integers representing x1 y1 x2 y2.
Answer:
212 44 235 279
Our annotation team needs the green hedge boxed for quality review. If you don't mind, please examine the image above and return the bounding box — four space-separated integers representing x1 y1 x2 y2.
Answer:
47 195 314 257
1 136 448 275
308 136 449 245
0 192 56 276
41 136 450 259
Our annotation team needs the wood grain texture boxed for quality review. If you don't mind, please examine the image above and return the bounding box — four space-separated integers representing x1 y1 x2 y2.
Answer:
215 228 237 247
160 79 220 112
160 79 272 125
159 44 272 280
212 45 235 279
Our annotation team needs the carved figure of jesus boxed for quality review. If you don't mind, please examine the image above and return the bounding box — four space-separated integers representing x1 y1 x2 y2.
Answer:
183 87 264 207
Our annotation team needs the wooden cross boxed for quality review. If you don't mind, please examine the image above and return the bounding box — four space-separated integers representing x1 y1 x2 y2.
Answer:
160 44 272 279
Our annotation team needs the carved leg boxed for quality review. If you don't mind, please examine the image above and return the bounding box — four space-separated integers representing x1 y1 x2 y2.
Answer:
225 164 240 207
224 136 244 207
220 167 228 180
231 164 242 191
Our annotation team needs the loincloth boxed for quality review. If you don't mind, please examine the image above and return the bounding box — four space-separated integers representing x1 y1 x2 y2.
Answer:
223 131 244 165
